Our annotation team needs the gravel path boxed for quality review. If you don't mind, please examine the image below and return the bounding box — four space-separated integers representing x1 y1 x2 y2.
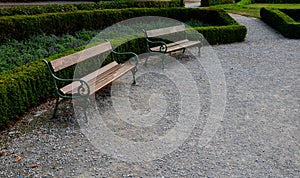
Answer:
0 14 299 177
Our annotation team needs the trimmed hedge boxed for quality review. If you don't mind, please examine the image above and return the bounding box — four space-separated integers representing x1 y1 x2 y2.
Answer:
0 8 244 42
202 0 300 6
195 25 246 44
0 0 90 2
0 8 246 129
0 1 182 17
237 0 255 5
0 48 79 128
1 0 89 2
201 0 233 6
255 0 300 3
280 9 300 22
200 0 300 6
260 8 300 38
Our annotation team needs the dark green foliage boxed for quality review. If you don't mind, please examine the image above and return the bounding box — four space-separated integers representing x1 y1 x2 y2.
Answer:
195 25 247 44
0 47 83 129
185 19 212 27
0 30 98 74
0 1 182 17
280 9 300 22
201 0 233 6
255 0 300 3
238 0 300 3
260 8 300 38
237 0 255 5
0 8 246 129
0 0 87 2
0 8 244 42
201 0 300 6
99 0 182 9
0 60 51 128
0 4 78 17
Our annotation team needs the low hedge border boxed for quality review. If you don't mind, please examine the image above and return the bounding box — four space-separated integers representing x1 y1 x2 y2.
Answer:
202 0 300 6
0 48 79 129
201 0 233 6
0 8 246 129
260 8 300 39
0 0 91 2
0 0 182 17
255 0 300 3
280 9 300 22
0 7 243 42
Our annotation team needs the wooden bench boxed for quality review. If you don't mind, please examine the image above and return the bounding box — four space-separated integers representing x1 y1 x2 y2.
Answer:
43 41 138 121
144 24 203 68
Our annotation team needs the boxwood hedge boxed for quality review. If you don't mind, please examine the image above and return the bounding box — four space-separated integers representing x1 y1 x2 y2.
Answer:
0 8 245 42
0 49 78 129
0 8 246 129
201 0 300 6
280 9 300 22
0 0 182 17
260 8 300 38
255 0 300 3
201 0 233 6
0 0 90 2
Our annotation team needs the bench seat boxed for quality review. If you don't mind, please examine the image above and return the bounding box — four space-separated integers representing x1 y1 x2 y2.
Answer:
150 39 201 53
60 61 135 95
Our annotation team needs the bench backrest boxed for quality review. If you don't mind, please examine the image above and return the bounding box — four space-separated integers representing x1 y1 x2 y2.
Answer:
145 24 186 38
50 41 112 72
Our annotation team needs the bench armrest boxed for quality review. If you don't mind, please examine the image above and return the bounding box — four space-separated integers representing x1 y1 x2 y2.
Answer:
111 50 139 66
55 77 90 97
145 38 168 53
42 59 90 98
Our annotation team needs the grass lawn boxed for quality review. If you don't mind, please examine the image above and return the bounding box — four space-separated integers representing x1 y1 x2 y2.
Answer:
209 3 300 18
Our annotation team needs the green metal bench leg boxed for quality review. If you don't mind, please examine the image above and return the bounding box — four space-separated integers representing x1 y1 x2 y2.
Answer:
198 45 201 57
144 56 149 67
161 54 166 70
131 67 137 85
182 48 186 54
82 97 90 123
53 95 60 118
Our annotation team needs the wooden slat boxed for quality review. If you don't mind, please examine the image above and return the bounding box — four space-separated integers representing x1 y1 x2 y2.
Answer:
166 40 200 52
60 61 118 94
84 64 123 90
92 63 134 94
150 39 188 51
50 41 113 72
150 40 200 53
146 24 185 38
60 62 135 95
